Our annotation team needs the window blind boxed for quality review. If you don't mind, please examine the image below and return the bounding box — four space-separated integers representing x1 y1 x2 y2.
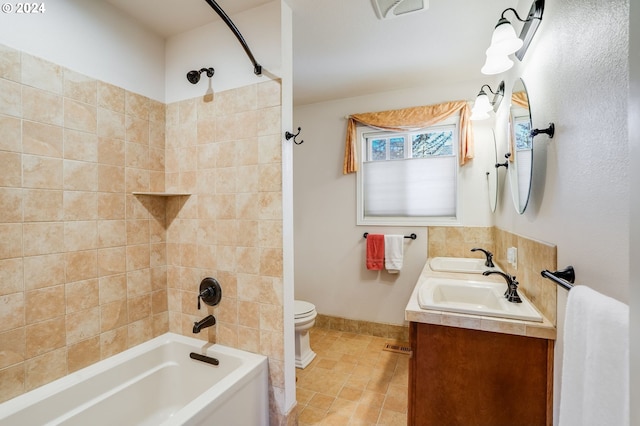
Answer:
362 156 456 217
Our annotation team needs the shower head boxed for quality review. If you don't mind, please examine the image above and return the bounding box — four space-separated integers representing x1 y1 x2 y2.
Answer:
186 70 201 84
187 67 215 84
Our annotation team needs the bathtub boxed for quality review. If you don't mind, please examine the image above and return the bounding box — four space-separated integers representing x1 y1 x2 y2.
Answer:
0 333 269 426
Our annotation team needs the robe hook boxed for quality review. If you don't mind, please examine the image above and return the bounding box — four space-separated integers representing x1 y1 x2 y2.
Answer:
285 127 304 145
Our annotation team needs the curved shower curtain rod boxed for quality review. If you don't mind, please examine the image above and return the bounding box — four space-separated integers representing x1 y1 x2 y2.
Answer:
202 0 263 76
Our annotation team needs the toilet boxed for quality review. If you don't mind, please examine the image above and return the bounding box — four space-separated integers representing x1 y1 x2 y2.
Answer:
294 300 317 369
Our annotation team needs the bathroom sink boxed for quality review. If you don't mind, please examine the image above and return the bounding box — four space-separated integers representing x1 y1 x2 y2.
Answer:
429 257 501 274
417 277 543 322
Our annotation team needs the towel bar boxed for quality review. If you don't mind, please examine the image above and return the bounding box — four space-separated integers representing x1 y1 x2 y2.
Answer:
363 232 417 240
541 266 575 291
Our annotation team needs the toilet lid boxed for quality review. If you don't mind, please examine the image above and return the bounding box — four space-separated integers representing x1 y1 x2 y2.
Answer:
294 300 316 318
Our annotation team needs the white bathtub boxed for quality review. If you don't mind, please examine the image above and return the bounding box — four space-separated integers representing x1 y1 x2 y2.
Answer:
0 333 269 426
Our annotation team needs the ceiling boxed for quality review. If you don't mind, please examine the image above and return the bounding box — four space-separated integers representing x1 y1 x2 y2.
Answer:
104 0 517 105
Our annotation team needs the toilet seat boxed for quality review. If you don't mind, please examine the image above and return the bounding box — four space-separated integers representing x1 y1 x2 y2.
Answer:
294 300 316 320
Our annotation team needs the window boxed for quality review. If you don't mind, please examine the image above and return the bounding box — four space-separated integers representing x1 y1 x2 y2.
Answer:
513 116 532 151
513 114 532 206
356 119 460 225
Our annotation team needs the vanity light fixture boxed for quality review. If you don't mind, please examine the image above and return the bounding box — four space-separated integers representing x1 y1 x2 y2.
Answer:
481 0 545 75
470 81 505 121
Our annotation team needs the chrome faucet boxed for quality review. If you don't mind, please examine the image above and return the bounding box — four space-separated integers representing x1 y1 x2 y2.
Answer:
193 315 216 333
471 247 494 267
482 270 522 303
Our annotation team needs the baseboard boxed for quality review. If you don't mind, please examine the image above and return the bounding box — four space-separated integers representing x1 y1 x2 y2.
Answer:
314 314 409 342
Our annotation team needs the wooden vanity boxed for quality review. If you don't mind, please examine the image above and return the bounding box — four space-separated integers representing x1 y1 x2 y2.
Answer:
405 262 556 426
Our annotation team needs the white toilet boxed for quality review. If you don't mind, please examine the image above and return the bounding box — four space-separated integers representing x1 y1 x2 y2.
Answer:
294 300 317 369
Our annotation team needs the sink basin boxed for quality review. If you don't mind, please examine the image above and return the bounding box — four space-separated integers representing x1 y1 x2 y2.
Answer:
417 277 543 322
429 257 501 274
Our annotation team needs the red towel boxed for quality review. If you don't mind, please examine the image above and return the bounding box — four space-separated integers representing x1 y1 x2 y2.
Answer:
366 234 385 270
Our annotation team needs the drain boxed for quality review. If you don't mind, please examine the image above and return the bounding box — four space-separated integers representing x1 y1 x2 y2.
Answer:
383 343 411 354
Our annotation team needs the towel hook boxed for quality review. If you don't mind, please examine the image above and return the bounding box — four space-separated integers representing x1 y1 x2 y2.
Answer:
285 127 303 145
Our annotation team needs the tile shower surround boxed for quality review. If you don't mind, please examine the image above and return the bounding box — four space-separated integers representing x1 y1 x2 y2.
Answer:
0 44 290 424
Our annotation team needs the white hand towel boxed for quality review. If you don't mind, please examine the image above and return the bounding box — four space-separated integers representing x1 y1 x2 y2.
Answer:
558 286 629 426
384 235 404 274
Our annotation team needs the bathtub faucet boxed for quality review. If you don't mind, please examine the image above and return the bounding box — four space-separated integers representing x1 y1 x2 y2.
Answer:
193 315 216 333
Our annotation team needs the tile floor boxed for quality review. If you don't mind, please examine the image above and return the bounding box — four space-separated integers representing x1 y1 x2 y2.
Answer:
296 327 409 425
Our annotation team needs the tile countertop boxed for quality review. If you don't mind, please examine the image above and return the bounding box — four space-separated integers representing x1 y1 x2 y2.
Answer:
405 260 557 340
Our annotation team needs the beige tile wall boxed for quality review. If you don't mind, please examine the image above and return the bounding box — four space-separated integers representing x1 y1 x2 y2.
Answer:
427 226 495 258
427 226 558 324
0 44 169 403
0 44 289 424
315 314 409 342
494 227 558 325
163 80 286 423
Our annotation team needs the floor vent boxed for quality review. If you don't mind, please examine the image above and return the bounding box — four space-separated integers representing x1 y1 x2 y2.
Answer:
383 343 411 355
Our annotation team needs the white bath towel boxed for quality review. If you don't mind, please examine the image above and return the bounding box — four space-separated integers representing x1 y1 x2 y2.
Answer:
384 235 404 274
558 286 629 426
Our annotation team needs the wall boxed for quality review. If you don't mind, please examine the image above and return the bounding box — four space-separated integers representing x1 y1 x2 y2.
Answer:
165 2 283 104
496 0 629 302
163 80 288 422
293 82 498 325
0 45 169 402
493 0 629 424
0 0 166 102
163 3 294 421
164 2 295 421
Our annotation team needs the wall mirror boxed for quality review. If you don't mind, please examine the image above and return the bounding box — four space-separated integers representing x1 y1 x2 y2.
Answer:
508 78 533 214
486 129 498 212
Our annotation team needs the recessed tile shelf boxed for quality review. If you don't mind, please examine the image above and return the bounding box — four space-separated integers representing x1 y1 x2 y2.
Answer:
132 192 192 197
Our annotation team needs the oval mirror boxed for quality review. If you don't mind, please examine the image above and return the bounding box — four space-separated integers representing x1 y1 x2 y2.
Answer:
487 129 498 212
508 78 533 214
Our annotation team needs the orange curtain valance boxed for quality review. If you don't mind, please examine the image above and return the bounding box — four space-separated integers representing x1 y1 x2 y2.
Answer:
343 100 474 174
511 91 529 110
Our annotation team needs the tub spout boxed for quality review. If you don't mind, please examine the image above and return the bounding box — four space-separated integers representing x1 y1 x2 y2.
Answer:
193 315 216 333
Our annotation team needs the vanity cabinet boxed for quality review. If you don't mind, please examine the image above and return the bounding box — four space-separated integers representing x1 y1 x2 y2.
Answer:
408 322 553 426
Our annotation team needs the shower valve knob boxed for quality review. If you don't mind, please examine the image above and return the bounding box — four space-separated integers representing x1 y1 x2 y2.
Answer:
197 277 222 309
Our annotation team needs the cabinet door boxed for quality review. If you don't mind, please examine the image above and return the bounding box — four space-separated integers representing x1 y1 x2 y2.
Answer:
409 322 553 426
